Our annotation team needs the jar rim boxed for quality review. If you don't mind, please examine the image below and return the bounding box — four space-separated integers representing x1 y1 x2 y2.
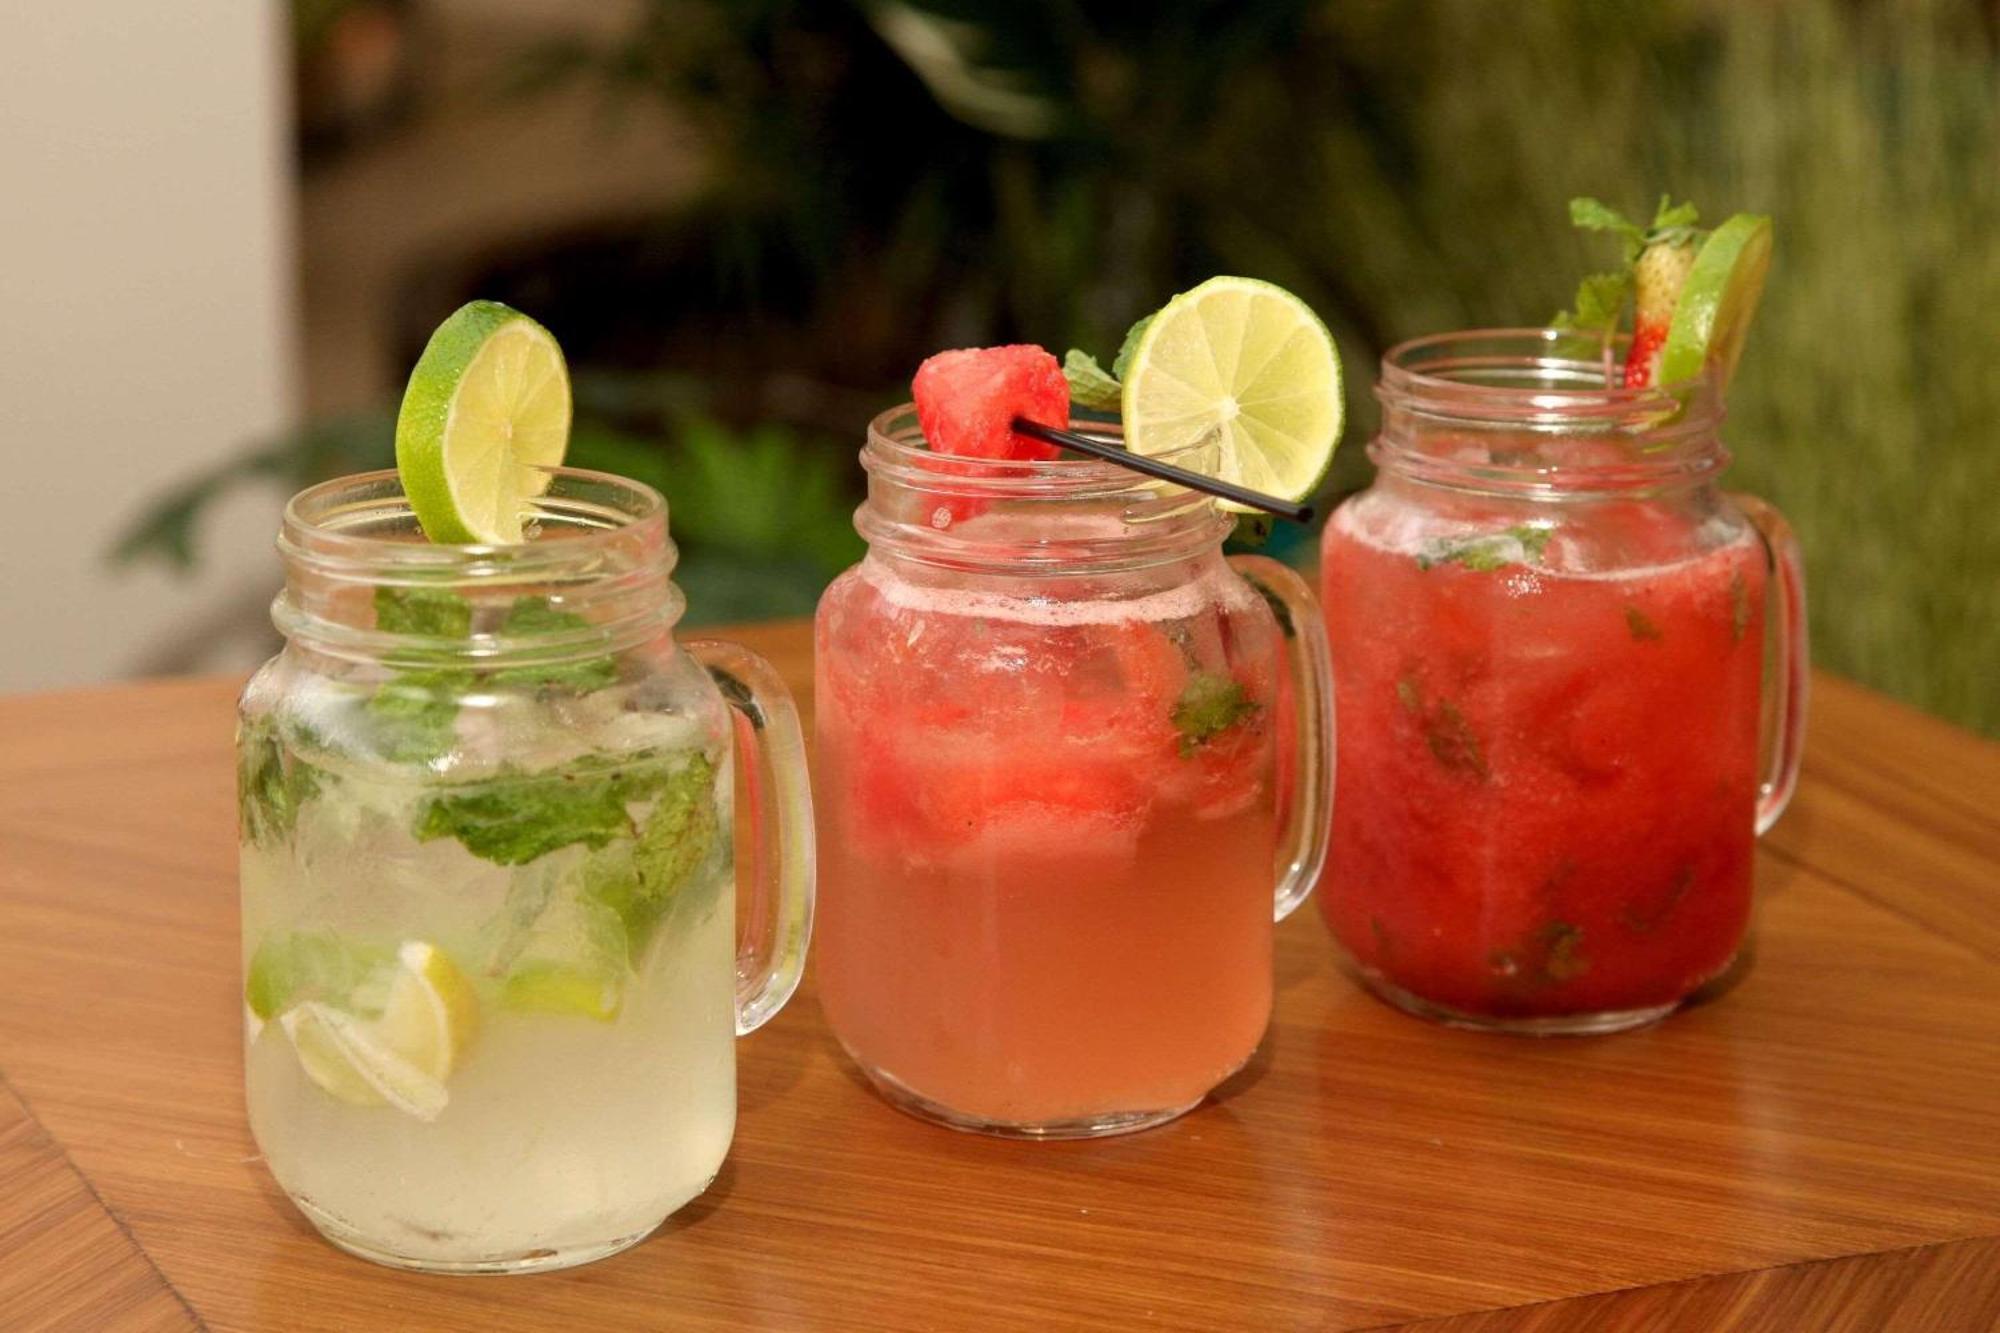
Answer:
279 466 671 580
864 404 1224 500
1371 328 1728 495
858 405 1237 572
1378 327 1723 433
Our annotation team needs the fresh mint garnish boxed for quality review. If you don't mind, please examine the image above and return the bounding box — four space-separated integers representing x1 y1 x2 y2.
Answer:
374 585 472 638
1553 270 1633 339
1111 313 1153 382
1415 524 1553 573
490 596 619 695
366 668 468 764
1171 672 1258 756
244 931 392 1020
582 752 722 960
1396 675 1489 780
412 749 697 867
364 591 617 764
1555 196 1704 334
1619 867 1695 934
1061 349 1123 411
237 716 326 847
1624 606 1664 642
1489 920 1590 987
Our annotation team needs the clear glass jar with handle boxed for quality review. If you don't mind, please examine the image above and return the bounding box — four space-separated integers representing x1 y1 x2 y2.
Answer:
237 468 814 1273
1318 330 1808 1034
814 408 1335 1138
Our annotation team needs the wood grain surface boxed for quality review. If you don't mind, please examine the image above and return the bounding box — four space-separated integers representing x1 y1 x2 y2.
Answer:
1 622 1996 1332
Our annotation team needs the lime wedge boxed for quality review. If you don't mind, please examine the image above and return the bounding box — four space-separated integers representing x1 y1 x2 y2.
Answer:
1120 277 1343 512
502 961 623 1022
1657 214 1773 389
277 940 478 1118
395 300 572 544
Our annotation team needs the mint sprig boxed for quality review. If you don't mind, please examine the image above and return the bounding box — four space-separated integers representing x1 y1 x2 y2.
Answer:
1059 312 1157 411
1554 195 1706 334
238 715 327 847
412 749 697 867
364 588 618 764
1062 349 1122 411
1171 671 1258 756
1415 524 1553 573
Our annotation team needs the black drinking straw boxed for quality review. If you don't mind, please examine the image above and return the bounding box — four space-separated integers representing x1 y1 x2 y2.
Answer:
1010 418 1314 524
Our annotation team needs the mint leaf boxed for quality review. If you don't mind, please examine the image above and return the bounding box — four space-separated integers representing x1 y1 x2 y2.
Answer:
1569 196 1646 258
1171 672 1258 756
1624 606 1663 642
238 716 325 847
1111 313 1154 382
374 585 471 637
244 932 392 1020
490 596 618 695
583 752 721 960
1062 349 1123 411
1396 675 1489 780
1553 269 1632 338
1489 920 1590 987
1415 524 1552 573
365 668 470 764
414 750 698 867
1619 867 1695 934
1651 195 1701 234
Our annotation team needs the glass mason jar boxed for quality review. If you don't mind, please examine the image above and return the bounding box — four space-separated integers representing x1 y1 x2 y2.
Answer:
1318 329 1808 1035
237 468 814 1274
814 408 1335 1138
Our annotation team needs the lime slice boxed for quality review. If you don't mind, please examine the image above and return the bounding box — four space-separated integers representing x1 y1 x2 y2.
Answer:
502 961 623 1022
1657 213 1773 389
395 300 572 544
277 940 478 1118
1120 277 1343 512
282 1003 448 1118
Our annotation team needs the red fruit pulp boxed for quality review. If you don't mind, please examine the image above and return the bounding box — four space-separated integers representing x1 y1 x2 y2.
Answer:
912 345 1069 461
1317 510 1766 1023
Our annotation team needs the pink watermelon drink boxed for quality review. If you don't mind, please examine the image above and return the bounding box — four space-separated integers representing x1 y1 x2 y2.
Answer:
816 556 1283 1130
814 341 1333 1135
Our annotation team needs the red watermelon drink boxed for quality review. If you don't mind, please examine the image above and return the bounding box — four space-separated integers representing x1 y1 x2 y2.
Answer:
816 321 1338 1136
1316 325 1808 1033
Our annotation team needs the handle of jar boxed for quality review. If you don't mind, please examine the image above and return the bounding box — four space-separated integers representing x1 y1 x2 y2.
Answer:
1227 555 1336 923
686 638 817 1036
1729 493 1811 835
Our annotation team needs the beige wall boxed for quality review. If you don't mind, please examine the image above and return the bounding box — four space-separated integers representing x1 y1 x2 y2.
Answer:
0 3 298 693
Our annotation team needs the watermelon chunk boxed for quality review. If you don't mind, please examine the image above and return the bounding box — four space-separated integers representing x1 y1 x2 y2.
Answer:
912 345 1069 461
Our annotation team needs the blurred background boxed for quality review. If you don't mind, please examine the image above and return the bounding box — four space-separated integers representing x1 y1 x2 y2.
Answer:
3 0 1994 735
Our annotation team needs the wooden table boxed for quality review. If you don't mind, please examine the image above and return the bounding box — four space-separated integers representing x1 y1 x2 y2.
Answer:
3 621 1998 1331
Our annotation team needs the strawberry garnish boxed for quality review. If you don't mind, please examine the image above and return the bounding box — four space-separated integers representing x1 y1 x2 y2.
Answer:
1555 196 1708 388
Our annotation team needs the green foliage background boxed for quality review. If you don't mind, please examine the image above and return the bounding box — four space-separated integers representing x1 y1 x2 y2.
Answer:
126 0 1999 733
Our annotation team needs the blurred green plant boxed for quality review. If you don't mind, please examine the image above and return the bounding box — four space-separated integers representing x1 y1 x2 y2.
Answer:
138 0 1997 732
501 0 1998 731
111 396 863 629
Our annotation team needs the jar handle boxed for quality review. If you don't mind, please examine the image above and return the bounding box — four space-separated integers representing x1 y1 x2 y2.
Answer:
1728 494 1811 835
1227 556 1336 922
686 638 817 1035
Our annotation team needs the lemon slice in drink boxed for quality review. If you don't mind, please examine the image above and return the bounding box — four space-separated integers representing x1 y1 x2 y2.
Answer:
279 941 478 1119
1657 213 1773 390
1120 277 1343 512
396 300 572 544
